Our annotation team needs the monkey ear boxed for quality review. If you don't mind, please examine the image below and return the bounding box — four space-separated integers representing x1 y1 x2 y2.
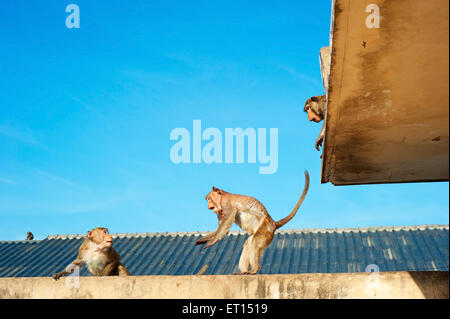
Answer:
87 231 92 238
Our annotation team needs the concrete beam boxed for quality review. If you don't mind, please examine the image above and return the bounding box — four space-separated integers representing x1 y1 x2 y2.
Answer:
0 272 447 299
321 0 449 185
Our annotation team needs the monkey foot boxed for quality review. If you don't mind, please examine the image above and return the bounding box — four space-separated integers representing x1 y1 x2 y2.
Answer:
234 271 258 275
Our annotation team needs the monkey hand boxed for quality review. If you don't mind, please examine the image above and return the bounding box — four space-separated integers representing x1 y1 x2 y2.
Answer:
315 135 324 151
204 238 219 249
52 273 63 281
195 238 218 248
195 238 207 246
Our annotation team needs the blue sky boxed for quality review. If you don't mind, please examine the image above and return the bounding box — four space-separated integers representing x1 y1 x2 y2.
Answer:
0 0 448 240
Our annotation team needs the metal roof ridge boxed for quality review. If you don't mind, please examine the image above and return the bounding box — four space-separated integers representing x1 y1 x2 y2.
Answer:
46 230 213 240
0 240 39 244
275 224 449 234
44 223 449 240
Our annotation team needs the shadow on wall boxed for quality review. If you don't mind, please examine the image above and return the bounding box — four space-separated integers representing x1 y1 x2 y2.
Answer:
409 271 449 299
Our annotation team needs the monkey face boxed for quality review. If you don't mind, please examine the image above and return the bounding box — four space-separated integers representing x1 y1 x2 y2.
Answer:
205 187 223 213
88 227 113 247
103 229 113 247
305 103 323 123
304 96 324 123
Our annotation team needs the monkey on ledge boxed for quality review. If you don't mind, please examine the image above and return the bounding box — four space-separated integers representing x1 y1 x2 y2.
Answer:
195 171 309 275
53 227 130 280
304 94 327 152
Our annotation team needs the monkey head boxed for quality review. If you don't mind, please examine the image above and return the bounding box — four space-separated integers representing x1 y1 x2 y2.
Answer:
304 96 324 123
87 227 113 248
205 187 226 214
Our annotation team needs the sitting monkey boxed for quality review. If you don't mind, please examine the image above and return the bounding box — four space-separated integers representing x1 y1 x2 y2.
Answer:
196 171 309 275
304 94 327 151
53 227 130 280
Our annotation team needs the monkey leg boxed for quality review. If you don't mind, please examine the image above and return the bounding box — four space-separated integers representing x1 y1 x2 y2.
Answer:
246 219 275 275
238 236 253 274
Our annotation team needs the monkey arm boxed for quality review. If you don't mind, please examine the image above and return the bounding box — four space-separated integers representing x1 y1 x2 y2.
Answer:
194 209 225 246
101 260 121 276
195 209 237 248
101 249 129 276
315 121 326 151
117 264 130 276
52 258 83 280
203 209 237 248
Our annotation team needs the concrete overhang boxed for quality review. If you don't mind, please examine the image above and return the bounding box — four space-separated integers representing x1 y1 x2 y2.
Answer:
321 0 449 185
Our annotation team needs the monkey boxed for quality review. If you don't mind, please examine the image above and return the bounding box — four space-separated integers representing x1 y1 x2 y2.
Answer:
52 227 130 280
195 171 309 275
304 94 327 151
26 232 34 240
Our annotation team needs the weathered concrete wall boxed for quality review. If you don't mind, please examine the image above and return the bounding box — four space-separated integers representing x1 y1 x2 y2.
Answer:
0 271 447 299
319 46 330 92
322 0 449 185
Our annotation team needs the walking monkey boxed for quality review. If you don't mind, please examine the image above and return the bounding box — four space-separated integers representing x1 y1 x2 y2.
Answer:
53 227 130 280
195 171 310 274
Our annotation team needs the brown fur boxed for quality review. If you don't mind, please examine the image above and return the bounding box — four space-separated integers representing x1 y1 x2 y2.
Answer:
304 94 326 117
304 94 327 151
195 171 310 274
52 227 130 280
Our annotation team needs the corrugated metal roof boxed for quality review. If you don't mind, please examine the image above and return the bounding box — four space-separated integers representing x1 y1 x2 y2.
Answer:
0 225 448 277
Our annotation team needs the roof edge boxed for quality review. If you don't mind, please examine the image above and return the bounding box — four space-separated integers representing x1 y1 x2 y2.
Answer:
44 224 449 240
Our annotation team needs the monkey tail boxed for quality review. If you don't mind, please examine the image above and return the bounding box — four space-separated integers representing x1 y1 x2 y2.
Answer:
275 170 310 229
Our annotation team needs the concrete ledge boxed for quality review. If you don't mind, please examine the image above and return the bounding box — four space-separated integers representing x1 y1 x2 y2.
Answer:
0 271 447 299
322 0 449 185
